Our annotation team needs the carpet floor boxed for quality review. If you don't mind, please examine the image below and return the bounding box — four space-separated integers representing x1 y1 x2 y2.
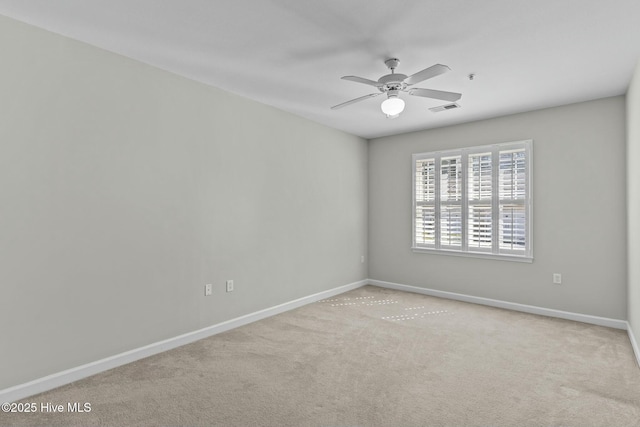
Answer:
2 285 640 426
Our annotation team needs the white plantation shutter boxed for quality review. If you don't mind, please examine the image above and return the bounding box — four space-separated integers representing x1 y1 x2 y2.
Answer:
415 158 436 246
412 140 532 261
468 152 492 252
468 205 492 250
440 205 462 246
440 156 462 248
498 149 527 254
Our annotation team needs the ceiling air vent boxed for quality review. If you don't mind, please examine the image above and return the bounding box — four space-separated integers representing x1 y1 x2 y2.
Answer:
429 103 460 113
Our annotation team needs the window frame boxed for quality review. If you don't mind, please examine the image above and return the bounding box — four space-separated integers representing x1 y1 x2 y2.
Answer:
412 140 533 262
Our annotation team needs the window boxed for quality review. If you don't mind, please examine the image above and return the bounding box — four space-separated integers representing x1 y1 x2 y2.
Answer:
413 140 532 261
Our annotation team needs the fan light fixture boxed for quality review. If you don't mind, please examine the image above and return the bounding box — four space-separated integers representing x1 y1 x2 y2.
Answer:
381 92 405 118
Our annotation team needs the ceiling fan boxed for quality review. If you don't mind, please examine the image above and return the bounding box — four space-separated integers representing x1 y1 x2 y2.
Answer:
331 58 462 118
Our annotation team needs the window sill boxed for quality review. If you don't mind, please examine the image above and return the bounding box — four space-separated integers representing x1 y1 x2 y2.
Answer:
411 247 533 263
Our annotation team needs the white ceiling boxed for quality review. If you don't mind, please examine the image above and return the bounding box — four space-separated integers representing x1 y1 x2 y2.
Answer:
1 0 640 139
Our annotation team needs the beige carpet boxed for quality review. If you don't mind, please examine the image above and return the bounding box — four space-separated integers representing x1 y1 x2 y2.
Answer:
2 285 640 427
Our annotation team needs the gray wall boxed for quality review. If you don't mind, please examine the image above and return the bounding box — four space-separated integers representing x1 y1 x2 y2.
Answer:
0 16 368 390
369 96 627 320
628 61 640 347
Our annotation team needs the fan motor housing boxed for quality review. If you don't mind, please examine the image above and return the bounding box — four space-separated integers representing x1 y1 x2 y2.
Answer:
378 73 407 92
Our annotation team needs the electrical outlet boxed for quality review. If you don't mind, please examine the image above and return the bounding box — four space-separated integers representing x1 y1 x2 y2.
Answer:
205 284 212 296
226 280 234 292
553 273 562 284
361 255 365 263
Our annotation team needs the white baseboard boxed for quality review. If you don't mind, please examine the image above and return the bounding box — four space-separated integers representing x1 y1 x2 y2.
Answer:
0 279 368 403
368 279 628 330
629 323 640 368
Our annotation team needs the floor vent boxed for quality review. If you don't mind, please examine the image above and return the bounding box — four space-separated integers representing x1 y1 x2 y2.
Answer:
429 103 460 113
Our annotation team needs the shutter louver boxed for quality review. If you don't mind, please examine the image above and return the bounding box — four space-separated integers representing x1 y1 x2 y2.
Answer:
440 156 462 202
468 205 492 249
440 205 462 246
499 150 526 200
468 153 492 200
416 206 436 245
416 159 435 202
499 204 526 250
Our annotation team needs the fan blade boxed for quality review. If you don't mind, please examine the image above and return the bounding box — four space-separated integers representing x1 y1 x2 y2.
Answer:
405 64 450 85
341 76 383 87
330 92 382 110
408 88 462 102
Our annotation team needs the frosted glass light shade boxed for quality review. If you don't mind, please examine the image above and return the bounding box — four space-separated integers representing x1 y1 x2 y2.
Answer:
381 96 405 116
